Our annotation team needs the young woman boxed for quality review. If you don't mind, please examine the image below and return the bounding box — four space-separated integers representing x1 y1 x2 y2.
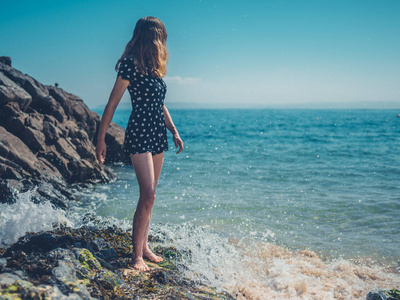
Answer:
96 16 184 271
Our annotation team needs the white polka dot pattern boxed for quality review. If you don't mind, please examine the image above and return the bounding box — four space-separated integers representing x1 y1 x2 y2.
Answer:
117 57 168 156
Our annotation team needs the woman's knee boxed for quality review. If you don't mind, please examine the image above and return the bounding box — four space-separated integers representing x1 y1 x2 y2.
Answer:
140 186 156 206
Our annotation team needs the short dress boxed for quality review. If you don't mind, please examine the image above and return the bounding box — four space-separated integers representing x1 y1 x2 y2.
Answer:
117 57 168 157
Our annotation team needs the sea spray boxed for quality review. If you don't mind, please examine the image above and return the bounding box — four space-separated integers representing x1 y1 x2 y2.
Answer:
150 223 240 288
66 207 132 230
150 223 400 300
0 188 131 247
0 189 70 246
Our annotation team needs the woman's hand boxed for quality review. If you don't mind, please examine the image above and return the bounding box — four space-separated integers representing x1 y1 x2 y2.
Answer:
173 133 184 154
96 139 107 164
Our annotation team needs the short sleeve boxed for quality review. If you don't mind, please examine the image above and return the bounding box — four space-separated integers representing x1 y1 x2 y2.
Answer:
117 57 132 80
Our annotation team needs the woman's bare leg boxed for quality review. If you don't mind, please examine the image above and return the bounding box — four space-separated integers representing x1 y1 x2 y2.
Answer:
131 152 156 271
142 152 164 263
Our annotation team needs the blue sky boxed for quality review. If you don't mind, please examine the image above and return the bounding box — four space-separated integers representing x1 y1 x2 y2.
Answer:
1 0 399 109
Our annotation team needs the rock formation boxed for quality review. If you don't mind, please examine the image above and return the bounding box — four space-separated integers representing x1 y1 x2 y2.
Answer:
0 56 126 208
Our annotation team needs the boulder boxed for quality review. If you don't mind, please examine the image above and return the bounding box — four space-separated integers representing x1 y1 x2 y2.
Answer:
105 122 128 163
30 95 65 123
0 56 11 66
0 63 48 102
0 71 31 110
0 126 42 177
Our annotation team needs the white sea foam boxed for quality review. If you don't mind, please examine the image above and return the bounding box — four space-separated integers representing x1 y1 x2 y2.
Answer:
0 189 71 246
151 223 400 300
66 208 131 231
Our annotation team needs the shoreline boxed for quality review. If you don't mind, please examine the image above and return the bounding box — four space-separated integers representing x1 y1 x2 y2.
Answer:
0 223 234 299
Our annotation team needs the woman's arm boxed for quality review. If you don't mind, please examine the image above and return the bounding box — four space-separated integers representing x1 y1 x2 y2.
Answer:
163 105 184 154
96 77 130 163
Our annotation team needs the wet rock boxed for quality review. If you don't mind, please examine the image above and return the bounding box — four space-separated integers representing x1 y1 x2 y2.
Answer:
0 179 24 204
366 289 400 300
0 260 93 299
4 232 74 256
49 248 93 299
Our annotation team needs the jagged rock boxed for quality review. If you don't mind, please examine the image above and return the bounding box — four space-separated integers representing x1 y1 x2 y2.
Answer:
0 126 42 177
0 58 125 207
0 63 49 103
30 95 65 123
0 71 31 110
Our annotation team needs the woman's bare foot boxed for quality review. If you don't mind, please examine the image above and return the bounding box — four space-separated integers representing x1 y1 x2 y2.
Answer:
131 256 150 271
143 248 164 263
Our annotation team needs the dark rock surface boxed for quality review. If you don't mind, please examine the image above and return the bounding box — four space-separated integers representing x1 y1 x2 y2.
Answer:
0 225 234 299
0 57 126 208
366 289 400 300
0 57 11 67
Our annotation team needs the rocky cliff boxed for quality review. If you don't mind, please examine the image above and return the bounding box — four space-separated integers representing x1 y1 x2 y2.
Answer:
0 56 126 209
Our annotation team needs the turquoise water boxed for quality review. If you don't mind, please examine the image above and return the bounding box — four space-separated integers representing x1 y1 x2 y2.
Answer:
79 108 400 265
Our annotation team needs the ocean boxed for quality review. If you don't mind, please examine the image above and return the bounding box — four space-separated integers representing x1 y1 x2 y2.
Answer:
1 108 400 299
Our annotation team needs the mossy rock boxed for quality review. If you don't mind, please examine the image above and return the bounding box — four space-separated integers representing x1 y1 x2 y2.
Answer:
78 248 101 271
94 270 123 288
156 259 174 270
1 282 23 299
367 289 400 300
154 245 181 260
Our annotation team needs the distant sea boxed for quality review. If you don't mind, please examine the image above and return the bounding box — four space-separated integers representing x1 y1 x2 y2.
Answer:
2 109 400 299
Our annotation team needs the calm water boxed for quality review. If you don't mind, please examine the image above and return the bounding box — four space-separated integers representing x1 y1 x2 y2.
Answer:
80 109 400 262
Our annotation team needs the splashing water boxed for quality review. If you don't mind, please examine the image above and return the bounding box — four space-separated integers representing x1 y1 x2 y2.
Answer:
151 223 400 300
0 189 70 246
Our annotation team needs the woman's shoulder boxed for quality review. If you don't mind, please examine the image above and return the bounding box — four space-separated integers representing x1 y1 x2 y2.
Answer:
121 56 141 71
120 56 134 66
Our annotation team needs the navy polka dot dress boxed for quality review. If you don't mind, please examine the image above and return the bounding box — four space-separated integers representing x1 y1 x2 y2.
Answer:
117 57 168 157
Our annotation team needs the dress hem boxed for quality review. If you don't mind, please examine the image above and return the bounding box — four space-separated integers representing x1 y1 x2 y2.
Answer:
124 148 168 158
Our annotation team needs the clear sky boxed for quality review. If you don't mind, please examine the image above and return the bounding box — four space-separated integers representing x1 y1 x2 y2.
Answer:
1 0 400 109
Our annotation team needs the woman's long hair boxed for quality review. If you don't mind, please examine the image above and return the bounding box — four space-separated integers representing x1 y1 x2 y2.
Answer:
115 16 168 78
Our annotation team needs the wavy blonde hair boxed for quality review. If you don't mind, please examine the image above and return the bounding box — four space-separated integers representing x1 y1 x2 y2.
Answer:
116 16 168 78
